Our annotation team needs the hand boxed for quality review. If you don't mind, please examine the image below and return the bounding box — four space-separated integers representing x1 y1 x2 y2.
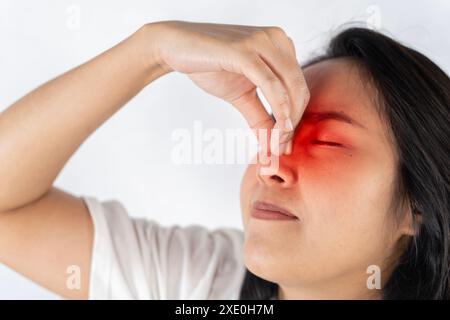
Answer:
147 20 310 154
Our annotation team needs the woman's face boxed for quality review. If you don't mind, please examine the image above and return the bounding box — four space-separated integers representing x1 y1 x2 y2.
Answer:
240 58 414 298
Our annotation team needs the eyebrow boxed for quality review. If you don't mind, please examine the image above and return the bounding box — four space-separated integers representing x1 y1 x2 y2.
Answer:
301 111 367 130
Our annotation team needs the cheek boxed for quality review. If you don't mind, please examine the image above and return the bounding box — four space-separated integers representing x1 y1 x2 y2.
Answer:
305 154 391 229
300 153 398 269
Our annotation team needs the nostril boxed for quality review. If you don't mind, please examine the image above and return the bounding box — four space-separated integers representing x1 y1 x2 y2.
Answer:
270 175 284 183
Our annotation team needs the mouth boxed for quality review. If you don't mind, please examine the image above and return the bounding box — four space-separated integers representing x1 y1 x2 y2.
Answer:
250 200 299 221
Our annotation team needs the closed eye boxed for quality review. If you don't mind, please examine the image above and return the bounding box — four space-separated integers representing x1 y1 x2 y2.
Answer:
311 140 344 147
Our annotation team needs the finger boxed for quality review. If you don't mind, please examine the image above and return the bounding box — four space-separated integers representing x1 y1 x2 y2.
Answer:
238 55 294 139
258 43 309 130
285 36 297 56
230 89 275 156
261 52 308 155
256 30 310 154
231 89 275 131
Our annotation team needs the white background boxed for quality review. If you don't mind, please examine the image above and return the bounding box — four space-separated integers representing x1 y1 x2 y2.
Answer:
0 0 449 299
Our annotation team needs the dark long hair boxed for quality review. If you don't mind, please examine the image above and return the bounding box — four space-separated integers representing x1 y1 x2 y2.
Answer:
239 26 450 300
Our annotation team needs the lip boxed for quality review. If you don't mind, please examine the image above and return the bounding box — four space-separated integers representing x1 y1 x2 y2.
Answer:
250 200 298 221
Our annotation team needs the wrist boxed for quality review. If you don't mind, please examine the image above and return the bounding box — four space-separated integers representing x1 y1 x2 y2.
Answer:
135 22 173 82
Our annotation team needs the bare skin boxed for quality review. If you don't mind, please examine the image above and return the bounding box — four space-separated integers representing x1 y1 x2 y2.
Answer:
240 59 416 299
0 21 309 299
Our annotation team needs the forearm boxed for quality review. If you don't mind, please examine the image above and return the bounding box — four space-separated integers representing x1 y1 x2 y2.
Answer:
0 24 169 212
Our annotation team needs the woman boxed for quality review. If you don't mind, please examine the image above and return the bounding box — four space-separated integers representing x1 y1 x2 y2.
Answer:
0 21 448 300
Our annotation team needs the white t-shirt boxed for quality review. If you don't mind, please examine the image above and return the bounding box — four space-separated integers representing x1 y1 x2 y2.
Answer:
82 196 247 300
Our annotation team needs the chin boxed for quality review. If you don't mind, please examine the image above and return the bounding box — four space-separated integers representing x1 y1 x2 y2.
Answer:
242 234 287 283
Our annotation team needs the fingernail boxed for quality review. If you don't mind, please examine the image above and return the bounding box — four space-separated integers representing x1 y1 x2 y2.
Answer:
278 142 287 155
285 117 294 131
270 128 281 156
284 140 292 155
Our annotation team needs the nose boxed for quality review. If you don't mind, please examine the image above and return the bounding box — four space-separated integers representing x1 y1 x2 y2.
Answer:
257 154 297 188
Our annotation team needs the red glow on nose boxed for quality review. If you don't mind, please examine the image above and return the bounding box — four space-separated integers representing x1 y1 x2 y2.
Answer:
290 122 316 153
255 116 355 178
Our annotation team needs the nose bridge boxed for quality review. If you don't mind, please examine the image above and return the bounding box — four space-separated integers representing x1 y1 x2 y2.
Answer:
257 154 297 187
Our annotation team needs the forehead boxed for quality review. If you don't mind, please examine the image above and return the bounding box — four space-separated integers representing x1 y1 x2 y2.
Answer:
302 58 381 133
